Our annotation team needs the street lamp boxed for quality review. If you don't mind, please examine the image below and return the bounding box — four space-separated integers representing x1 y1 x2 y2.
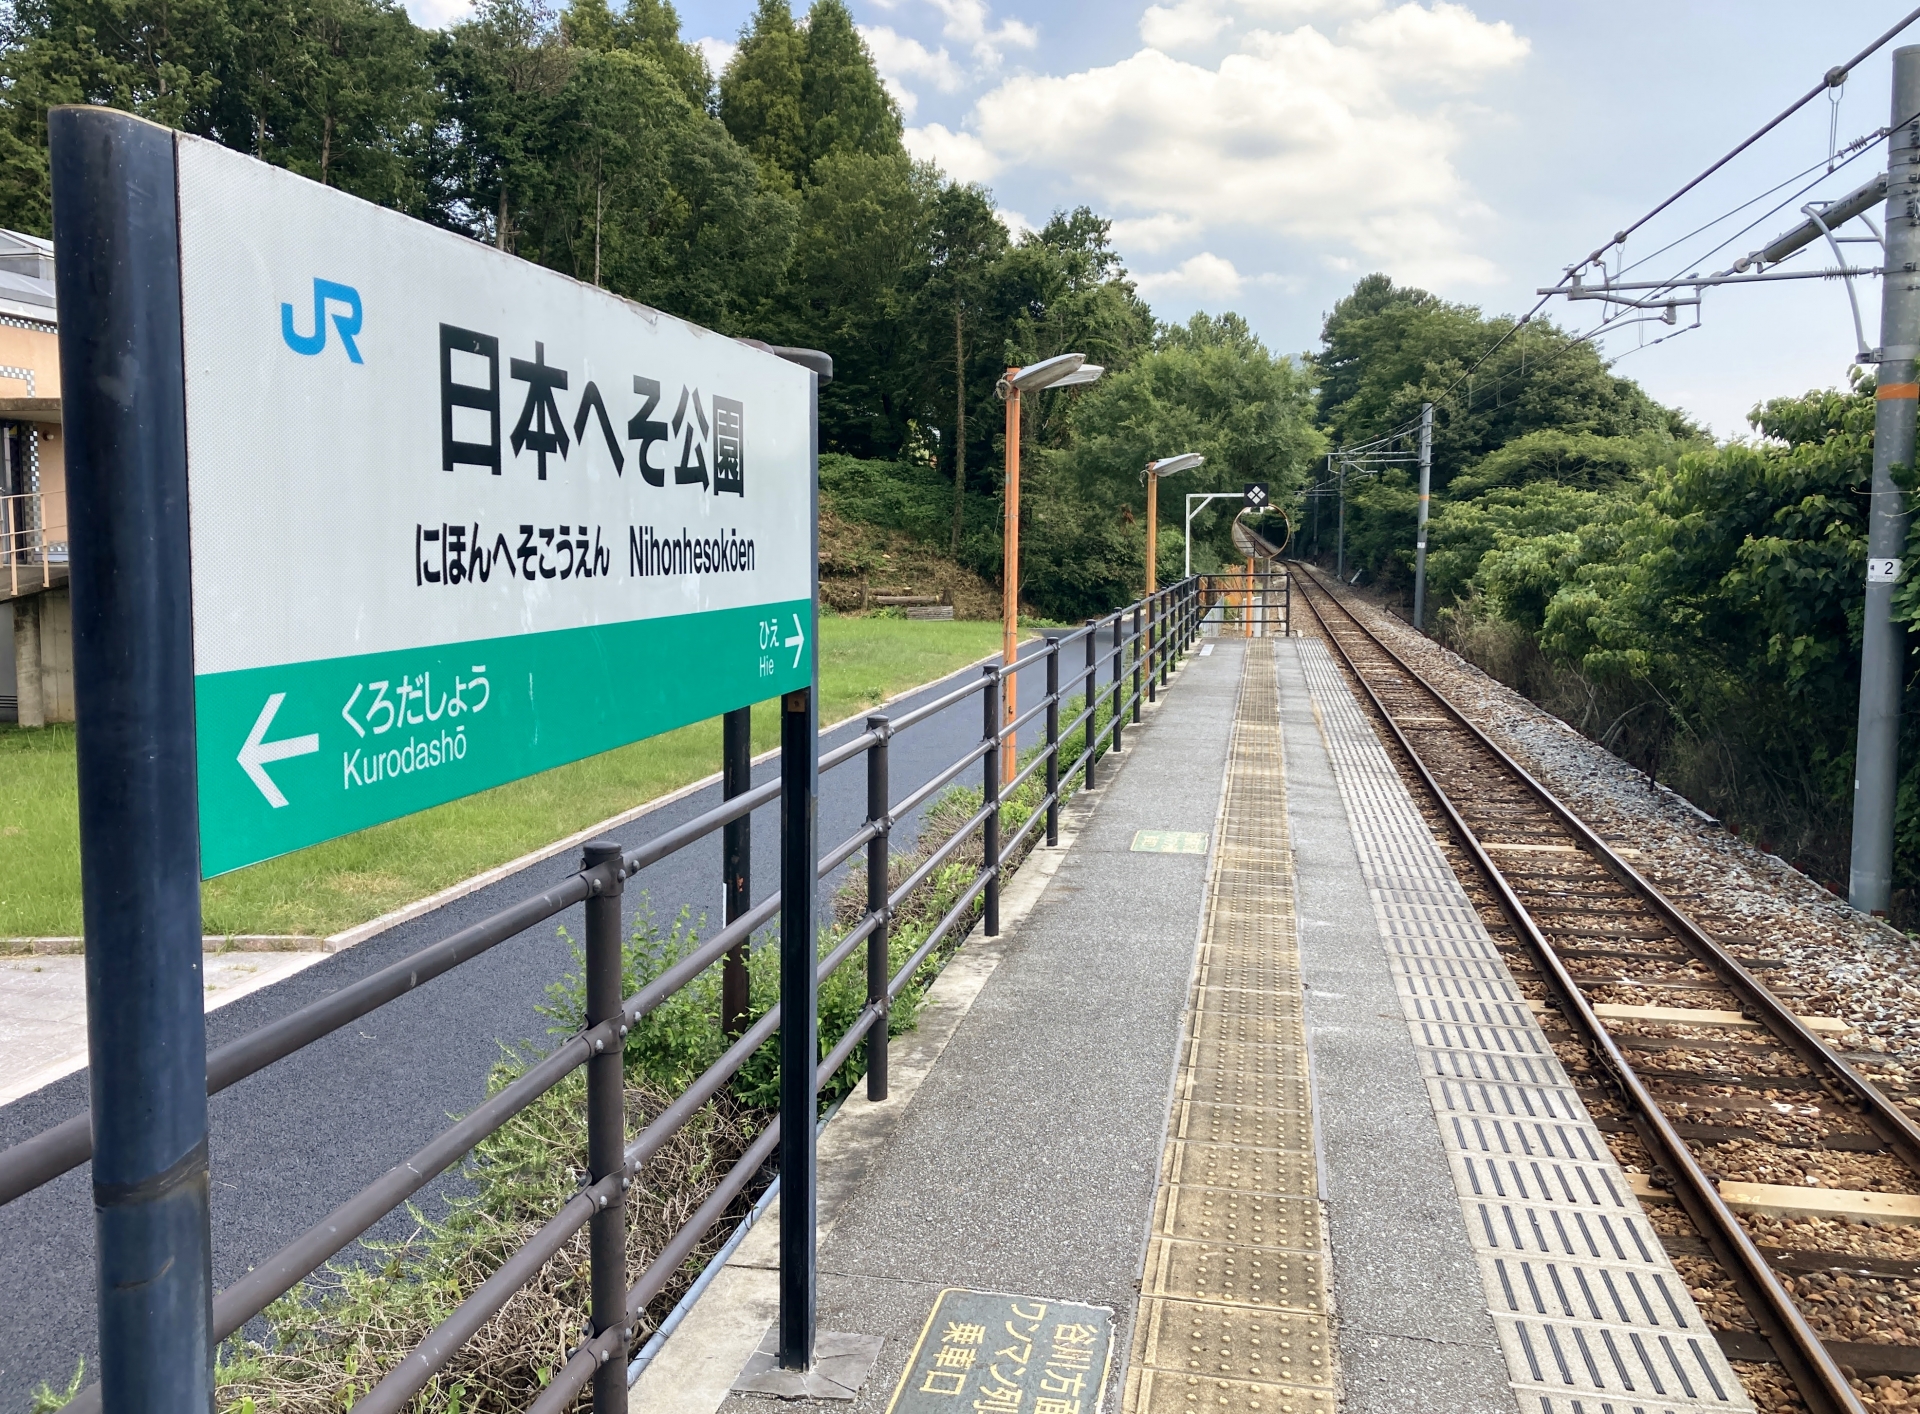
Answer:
997 354 1104 777
1143 452 1203 594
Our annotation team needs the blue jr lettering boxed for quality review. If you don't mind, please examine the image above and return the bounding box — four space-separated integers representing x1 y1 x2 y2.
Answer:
281 279 365 363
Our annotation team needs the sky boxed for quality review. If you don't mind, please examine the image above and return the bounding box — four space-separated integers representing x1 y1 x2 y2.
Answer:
405 0 1917 440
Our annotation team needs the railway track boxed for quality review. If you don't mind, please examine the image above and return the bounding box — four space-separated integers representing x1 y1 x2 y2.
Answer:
1291 561 1920 1414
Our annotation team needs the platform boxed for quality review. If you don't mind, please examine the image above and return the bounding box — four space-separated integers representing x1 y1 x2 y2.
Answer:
644 636 1752 1414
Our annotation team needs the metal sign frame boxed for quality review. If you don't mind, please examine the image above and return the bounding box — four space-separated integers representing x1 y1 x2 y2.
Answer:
47 105 823 1409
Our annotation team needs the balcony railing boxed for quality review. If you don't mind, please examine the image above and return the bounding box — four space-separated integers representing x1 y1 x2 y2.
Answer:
2 490 67 597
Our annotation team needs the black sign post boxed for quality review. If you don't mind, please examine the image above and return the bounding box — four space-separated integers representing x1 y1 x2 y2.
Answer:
773 346 829 1371
49 106 214 1411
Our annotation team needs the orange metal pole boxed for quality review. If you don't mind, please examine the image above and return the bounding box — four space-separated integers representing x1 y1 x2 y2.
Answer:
1145 473 1158 596
1002 376 1020 780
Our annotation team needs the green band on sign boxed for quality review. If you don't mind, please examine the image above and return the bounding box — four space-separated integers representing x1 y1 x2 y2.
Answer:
194 599 811 876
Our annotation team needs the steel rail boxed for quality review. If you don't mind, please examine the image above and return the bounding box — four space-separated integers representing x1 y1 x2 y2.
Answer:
1292 564 1865 1414
1290 566 1920 1166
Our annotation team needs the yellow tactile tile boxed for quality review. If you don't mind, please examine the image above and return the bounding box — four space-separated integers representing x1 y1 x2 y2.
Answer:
1128 641 1339 1412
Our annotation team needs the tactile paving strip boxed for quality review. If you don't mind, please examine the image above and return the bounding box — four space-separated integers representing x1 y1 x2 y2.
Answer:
1126 641 1338 1414
1293 638 1753 1414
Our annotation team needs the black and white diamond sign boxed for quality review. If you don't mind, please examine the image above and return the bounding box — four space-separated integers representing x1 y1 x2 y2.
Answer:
1244 482 1270 510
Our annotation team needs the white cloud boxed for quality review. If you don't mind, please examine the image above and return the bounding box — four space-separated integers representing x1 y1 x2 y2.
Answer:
403 0 471 29
1140 1 1232 49
860 25 967 118
694 35 738 74
997 208 1035 238
1338 1 1527 87
1111 213 1204 254
938 2 1528 285
1134 252 1249 300
905 124 1001 183
922 0 1038 67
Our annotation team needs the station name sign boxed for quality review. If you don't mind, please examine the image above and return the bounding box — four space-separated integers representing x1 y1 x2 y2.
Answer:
174 138 815 875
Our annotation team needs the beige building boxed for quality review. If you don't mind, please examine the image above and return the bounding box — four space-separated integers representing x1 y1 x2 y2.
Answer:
0 228 71 726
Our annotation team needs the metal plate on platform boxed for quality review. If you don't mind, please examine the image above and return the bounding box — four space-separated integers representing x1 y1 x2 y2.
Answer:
885 1288 1113 1414
1132 829 1211 854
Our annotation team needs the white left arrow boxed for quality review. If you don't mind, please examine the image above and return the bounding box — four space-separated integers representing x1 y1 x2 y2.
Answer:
784 613 806 670
238 692 320 809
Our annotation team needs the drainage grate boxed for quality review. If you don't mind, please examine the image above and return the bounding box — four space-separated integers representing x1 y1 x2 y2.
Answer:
1294 639 1752 1414
1125 640 1337 1414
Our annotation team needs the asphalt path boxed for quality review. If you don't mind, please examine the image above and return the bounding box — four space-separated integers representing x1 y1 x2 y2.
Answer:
0 636 1085 1408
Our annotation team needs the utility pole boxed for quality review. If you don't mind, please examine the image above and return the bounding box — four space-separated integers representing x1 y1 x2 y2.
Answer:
1336 459 1348 580
1851 44 1920 916
1412 402 1434 632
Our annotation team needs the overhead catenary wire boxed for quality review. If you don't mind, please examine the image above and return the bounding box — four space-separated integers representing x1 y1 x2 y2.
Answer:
1570 5 1920 275
1326 21 1920 467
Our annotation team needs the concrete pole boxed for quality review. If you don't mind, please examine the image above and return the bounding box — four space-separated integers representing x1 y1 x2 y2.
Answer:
1336 462 1347 581
1001 377 1020 782
12 594 43 728
1850 44 1920 916
1412 402 1434 633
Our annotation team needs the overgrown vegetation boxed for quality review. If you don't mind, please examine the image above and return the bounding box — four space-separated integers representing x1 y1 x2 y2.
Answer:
200 687 1129 1411
0 0 1323 621
1300 267 1920 917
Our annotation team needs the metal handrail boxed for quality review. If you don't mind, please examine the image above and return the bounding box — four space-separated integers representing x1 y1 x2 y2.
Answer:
1 488 65 598
17 573 1210 1414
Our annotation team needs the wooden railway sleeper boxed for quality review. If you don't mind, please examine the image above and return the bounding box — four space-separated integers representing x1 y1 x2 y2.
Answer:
1294 564 1868 1414
1293 564 1920 1177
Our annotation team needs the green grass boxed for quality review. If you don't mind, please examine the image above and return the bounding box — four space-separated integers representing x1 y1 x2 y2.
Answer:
0 616 1007 940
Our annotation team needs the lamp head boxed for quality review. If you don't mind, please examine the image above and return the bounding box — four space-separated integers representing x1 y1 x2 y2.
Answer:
1146 452 1205 478
1049 363 1104 388
1001 352 1086 397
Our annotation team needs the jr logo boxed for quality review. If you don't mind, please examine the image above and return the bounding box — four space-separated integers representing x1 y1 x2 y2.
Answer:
282 279 365 363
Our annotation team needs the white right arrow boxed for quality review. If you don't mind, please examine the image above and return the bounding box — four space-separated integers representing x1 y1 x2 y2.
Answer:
238 692 320 809
784 613 806 670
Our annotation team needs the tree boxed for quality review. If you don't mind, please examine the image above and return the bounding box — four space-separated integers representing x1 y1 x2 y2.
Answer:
431 0 571 249
797 0 895 170
716 0 803 192
1056 310 1321 592
222 0 435 205
918 180 1008 550
1318 273 1683 489
559 0 709 109
784 147 929 454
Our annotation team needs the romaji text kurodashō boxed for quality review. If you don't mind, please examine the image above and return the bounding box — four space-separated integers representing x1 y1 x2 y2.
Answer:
440 325 745 494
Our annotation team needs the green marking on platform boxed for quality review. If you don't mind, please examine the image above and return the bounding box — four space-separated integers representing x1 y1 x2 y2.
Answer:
886 1288 1112 1414
1131 830 1209 855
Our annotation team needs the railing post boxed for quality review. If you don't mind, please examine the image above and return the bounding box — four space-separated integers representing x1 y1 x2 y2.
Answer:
1285 569 1292 635
722 706 751 1036
1132 605 1144 723
582 838 629 1414
864 716 890 1102
983 666 1001 936
1083 621 1099 789
1146 594 1158 704
778 684 818 1370
1044 637 1061 847
1111 615 1125 754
